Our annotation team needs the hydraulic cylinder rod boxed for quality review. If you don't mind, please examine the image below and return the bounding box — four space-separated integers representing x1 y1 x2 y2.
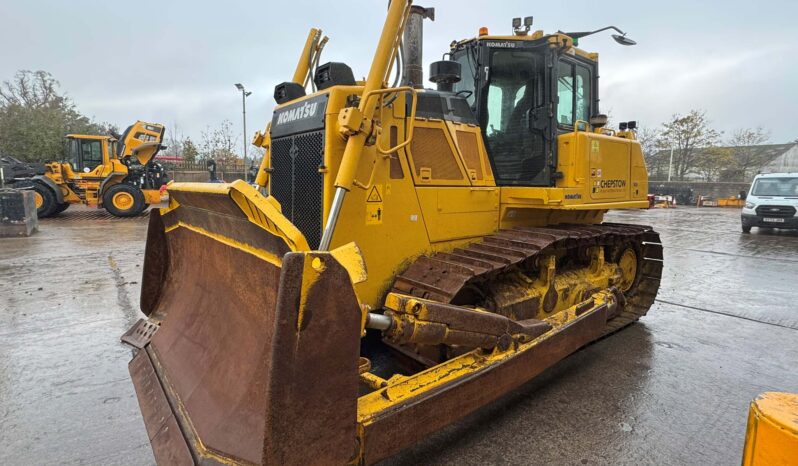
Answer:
319 0 411 250
292 28 321 86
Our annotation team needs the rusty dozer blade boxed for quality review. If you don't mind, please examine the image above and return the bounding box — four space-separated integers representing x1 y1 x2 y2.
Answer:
125 180 363 465
124 180 646 465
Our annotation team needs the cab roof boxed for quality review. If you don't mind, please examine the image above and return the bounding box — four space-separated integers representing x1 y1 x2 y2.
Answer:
452 31 599 62
65 134 115 141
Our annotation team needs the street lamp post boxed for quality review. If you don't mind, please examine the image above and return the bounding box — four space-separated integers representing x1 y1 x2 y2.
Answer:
235 83 252 181
668 147 674 182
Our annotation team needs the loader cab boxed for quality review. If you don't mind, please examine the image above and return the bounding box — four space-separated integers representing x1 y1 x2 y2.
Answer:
448 36 598 186
64 135 112 175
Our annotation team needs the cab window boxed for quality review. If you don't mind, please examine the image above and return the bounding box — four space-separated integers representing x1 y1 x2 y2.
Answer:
557 60 591 126
452 49 477 107
65 139 80 168
80 140 103 171
482 49 546 185
108 141 118 160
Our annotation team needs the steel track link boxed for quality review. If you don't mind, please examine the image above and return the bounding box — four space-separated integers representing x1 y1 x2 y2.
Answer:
391 223 663 335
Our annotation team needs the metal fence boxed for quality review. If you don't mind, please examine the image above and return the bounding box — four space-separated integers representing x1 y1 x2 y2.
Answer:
160 161 247 183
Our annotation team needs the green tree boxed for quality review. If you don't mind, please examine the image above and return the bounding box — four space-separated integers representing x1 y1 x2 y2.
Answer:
182 137 199 163
0 70 105 162
657 110 721 181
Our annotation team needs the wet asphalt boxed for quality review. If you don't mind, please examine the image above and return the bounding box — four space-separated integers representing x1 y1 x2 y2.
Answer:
1 205 797 465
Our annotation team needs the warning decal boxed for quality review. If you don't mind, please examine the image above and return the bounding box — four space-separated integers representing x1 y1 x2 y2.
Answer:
367 185 383 203
366 204 383 225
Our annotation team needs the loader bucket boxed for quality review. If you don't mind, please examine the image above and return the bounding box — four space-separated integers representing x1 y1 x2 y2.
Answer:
125 181 363 465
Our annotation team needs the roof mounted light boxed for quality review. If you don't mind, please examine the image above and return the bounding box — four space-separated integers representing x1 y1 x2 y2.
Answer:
512 16 534 36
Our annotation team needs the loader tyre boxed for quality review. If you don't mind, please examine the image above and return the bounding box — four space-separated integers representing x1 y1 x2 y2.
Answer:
103 184 145 217
32 182 57 218
52 202 70 215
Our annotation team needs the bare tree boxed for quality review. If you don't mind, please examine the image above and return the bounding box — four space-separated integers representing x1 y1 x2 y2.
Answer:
695 147 734 182
657 110 721 181
635 126 662 178
200 119 239 164
163 122 185 158
726 127 772 180
0 70 65 109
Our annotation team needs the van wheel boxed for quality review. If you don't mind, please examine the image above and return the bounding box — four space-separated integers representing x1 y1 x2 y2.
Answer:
32 183 57 218
103 184 145 217
742 225 751 233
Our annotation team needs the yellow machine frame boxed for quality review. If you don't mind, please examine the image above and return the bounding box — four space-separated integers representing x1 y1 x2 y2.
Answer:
123 2 662 465
32 121 165 215
254 33 649 310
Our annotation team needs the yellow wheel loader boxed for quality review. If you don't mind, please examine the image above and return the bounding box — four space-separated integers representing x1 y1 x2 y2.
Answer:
122 3 662 464
10 121 167 217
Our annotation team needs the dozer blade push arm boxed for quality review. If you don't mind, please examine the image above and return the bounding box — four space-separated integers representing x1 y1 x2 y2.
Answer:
380 293 552 350
319 0 411 250
252 126 271 190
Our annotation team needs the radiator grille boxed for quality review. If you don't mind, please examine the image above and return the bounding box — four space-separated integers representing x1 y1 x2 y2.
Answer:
270 130 325 249
756 205 796 218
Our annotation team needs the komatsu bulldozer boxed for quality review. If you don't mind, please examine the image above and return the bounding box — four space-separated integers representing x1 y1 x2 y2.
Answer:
9 120 167 217
122 3 662 464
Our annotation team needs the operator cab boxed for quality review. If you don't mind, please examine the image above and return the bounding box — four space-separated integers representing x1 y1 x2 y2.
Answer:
441 30 598 187
64 135 113 174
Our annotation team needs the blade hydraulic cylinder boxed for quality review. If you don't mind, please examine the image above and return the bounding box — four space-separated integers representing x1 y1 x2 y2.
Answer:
319 0 411 250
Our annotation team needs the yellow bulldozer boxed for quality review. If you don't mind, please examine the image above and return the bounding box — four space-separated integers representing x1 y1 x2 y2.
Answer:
9 120 167 217
122 3 662 464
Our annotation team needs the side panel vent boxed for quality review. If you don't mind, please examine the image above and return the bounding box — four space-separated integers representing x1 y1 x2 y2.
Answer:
456 130 483 181
410 127 464 181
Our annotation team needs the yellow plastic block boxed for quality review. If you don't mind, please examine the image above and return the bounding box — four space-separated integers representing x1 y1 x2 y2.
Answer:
742 392 798 465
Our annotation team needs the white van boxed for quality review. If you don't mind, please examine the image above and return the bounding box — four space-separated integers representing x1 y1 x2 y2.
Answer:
741 173 798 233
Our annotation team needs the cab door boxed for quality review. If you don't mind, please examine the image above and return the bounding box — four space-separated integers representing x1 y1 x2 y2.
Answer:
78 139 105 175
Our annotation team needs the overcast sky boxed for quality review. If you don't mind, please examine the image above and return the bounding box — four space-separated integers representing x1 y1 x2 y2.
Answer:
3 0 797 148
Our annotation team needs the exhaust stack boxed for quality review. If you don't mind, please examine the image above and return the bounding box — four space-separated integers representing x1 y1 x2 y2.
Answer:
401 6 435 88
